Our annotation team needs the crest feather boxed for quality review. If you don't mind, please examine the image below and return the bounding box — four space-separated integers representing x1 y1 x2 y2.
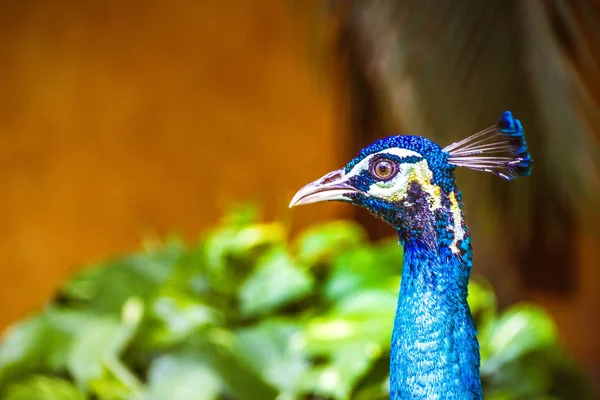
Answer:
443 111 533 180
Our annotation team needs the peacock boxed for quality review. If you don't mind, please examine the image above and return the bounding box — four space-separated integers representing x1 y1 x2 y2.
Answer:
289 111 532 399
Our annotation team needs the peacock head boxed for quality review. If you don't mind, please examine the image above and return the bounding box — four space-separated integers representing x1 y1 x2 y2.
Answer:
290 111 532 247
289 134 456 235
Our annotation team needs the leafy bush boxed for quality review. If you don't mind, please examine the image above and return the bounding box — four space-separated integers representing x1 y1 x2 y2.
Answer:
0 205 593 399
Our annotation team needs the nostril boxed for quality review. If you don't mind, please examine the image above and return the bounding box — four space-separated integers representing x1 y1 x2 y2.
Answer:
321 171 342 184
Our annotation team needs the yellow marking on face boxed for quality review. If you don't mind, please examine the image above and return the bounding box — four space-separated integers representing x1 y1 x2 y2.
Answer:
448 191 465 254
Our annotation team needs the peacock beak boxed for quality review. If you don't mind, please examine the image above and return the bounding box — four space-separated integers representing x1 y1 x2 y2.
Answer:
289 169 358 208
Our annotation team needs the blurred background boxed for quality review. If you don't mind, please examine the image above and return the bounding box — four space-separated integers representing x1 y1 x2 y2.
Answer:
0 0 599 399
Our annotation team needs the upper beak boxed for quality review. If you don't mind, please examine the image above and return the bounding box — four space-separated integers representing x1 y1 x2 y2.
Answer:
289 169 358 208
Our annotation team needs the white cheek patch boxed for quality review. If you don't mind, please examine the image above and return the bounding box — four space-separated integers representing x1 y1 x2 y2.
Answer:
366 159 442 211
366 166 409 199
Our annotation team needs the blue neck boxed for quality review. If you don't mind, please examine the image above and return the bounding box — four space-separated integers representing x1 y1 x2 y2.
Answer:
389 236 482 399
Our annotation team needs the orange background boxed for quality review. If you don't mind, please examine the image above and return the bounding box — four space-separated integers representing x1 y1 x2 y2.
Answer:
0 1 348 326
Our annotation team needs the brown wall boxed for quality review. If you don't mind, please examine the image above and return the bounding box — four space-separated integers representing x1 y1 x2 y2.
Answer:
0 1 351 329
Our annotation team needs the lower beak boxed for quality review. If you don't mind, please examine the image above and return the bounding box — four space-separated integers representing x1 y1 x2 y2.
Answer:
289 169 358 208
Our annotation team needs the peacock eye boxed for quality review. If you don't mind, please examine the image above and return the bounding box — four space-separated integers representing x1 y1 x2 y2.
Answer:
371 158 397 180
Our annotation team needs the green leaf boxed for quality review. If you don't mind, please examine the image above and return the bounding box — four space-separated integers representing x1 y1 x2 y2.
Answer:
0 309 93 387
66 317 125 388
300 344 380 400
239 248 314 316
294 220 367 266
235 320 308 393
67 300 141 391
303 290 395 355
60 241 183 314
298 289 392 398
482 352 555 398
143 290 222 347
352 358 390 400
0 317 57 384
325 241 401 302
333 290 397 318
88 357 143 400
2 375 85 400
480 303 558 374
146 354 221 400
163 244 210 295
179 333 279 400
467 280 496 317
203 222 286 295
353 381 389 400
467 279 497 341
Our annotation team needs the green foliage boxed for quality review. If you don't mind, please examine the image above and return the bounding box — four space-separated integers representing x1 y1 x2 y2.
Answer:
0 206 593 399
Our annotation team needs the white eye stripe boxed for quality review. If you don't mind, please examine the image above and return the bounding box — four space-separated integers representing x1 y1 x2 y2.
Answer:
369 168 405 189
345 149 424 179
381 148 423 159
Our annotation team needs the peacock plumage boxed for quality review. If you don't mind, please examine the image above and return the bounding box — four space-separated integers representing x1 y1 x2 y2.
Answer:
290 111 532 399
